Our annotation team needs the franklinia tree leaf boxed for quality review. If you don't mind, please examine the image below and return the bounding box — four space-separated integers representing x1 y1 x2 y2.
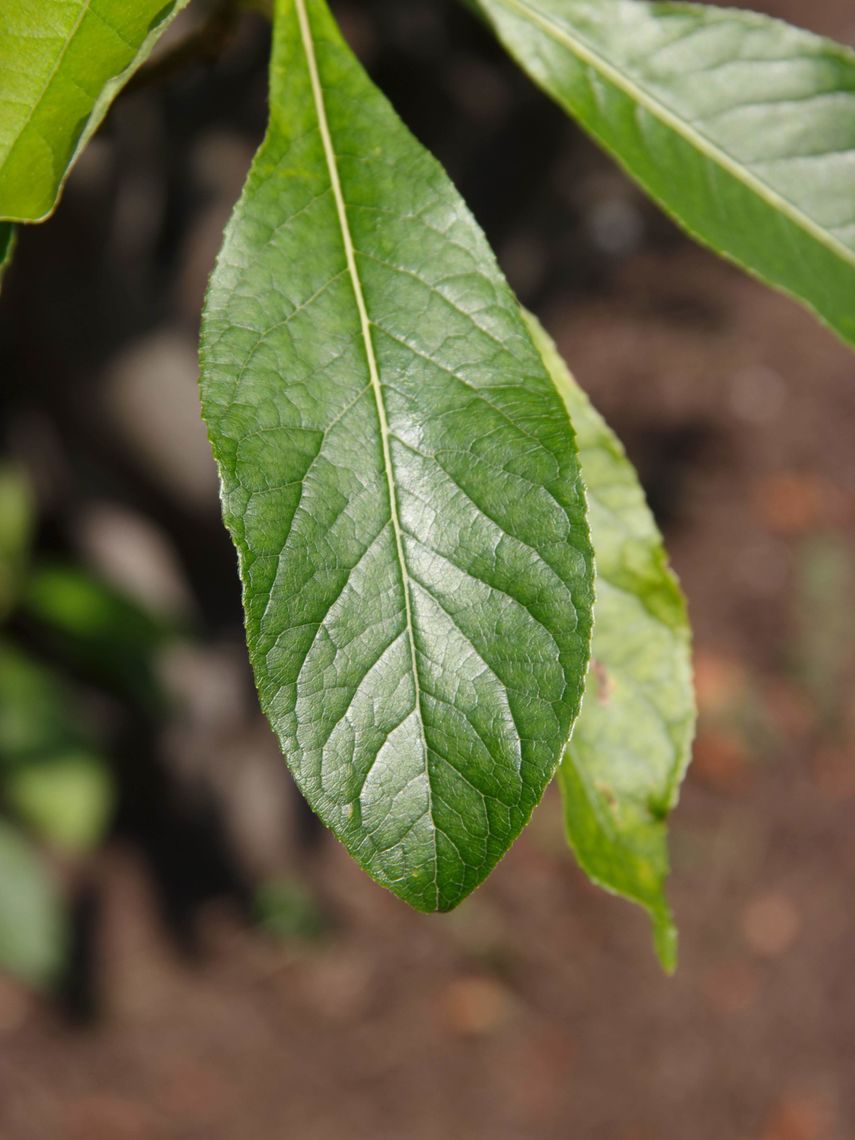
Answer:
200 0 594 912
0 0 190 222
476 0 855 347
528 314 695 971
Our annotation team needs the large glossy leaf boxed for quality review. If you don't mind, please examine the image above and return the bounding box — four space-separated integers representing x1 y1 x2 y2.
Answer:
200 0 594 912
475 0 855 346
0 0 190 222
528 315 694 971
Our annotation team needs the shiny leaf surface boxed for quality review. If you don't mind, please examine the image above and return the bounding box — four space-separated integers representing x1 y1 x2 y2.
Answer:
200 0 594 911
477 0 855 345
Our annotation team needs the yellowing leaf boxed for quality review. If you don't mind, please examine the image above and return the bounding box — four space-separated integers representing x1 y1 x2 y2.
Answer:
528 314 694 971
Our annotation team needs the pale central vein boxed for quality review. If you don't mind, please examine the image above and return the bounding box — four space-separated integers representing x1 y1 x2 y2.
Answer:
294 0 436 871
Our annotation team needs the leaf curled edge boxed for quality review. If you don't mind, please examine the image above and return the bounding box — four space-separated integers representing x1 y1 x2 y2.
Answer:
527 313 695 971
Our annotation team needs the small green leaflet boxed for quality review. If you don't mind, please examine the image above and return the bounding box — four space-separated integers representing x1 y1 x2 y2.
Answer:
476 0 855 347
0 0 190 222
528 315 694 972
200 0 594 912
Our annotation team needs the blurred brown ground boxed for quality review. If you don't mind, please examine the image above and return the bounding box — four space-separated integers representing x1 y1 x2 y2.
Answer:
1 1 855 1138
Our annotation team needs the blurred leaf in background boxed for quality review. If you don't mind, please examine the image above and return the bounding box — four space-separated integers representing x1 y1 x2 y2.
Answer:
254 878 329 944
21 563 173 708
0 464 33 619
0 641 113 853
0 819 66 986
792 533 855 732
0 464 179 986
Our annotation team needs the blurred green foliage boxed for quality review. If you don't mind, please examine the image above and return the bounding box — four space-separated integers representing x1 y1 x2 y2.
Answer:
0 464 170 987
254 878 329 944
0 466 32 619
0 819 66 986
23 563 169 707
793 533 855 731
0 642 113 852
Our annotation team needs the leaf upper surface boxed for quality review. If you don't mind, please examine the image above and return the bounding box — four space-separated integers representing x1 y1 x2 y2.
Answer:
200 0 594 912
477 0 855 346
0 0 190 222
528 315 694 971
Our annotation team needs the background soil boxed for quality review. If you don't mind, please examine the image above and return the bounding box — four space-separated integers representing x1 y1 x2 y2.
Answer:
1 1 855 1137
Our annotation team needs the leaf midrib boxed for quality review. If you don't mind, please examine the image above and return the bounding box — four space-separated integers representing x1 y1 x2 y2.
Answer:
494 0 855 266
293 0 438 893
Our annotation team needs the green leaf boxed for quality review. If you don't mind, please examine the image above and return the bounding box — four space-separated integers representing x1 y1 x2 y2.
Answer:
527 314 694 972
474 0 855 347
0 819 66 987
200 0 594 912
22 563 169 706
0 464 33 618
0 0 190 222
0 641 86 761
0 642 114 853
5 751 114 855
